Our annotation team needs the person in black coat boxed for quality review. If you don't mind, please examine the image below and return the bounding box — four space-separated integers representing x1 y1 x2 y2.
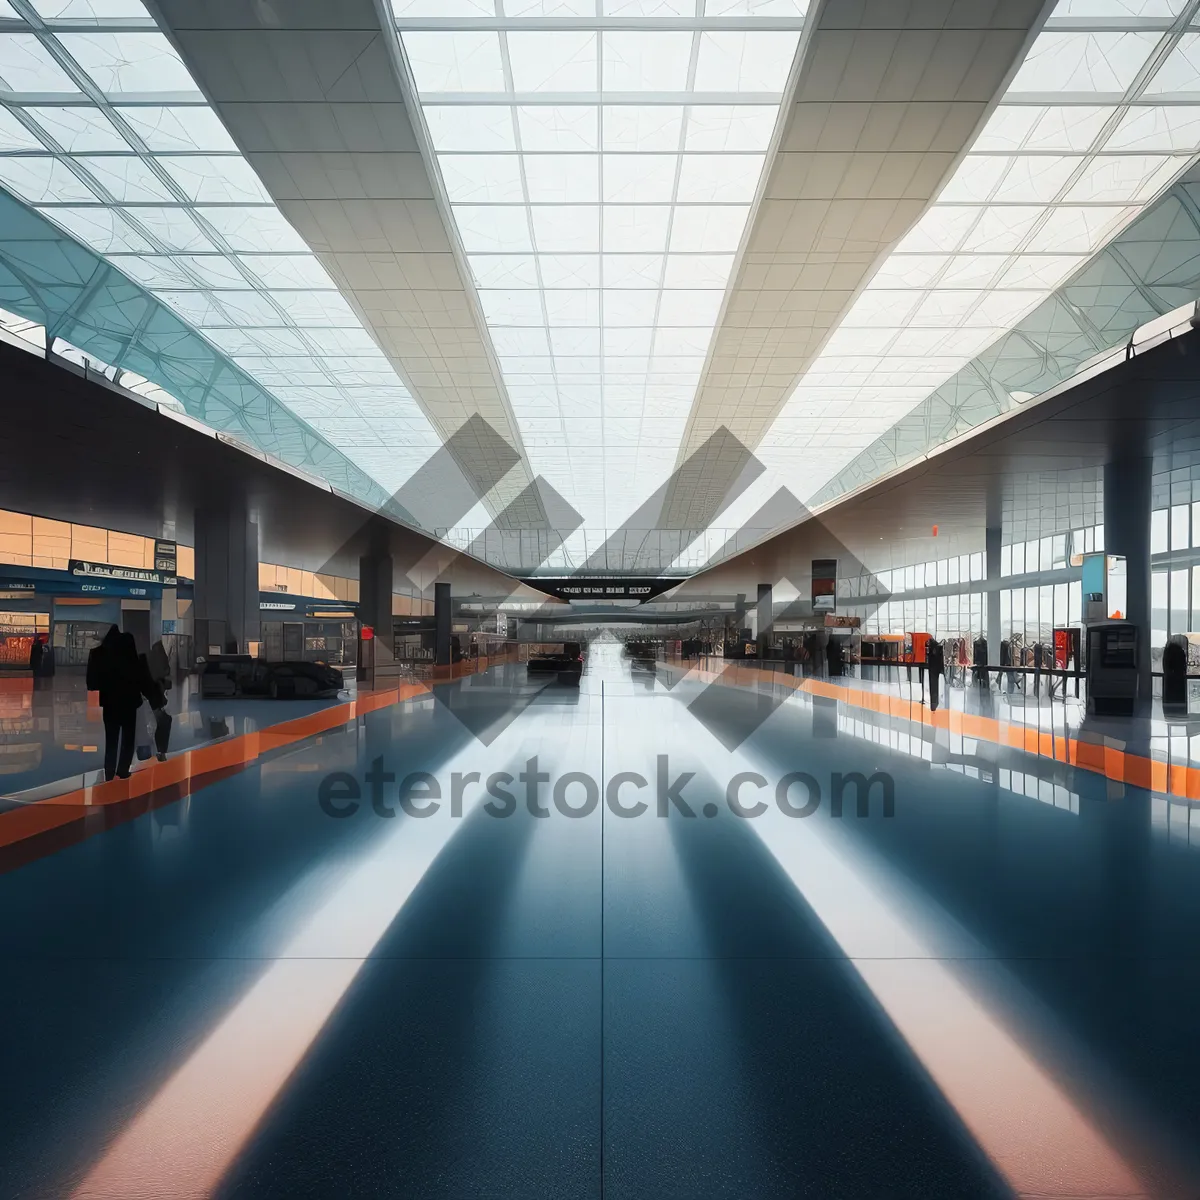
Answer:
87 626 161 781
28 636 43 675
927 639 945 711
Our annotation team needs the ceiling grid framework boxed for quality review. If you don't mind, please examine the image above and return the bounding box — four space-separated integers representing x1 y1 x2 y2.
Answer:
149 0 547 529
662 0 1052 530
751 0 1200 509
0 0 455 492
389 0 810 534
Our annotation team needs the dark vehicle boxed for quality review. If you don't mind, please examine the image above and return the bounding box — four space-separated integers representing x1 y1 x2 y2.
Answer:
200 655 344 699
527 641 583 686
625 641 657 671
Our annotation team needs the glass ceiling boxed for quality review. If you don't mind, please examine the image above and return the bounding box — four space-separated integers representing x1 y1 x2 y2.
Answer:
391 0 809 529
758 0 1200 505
0 0 442 497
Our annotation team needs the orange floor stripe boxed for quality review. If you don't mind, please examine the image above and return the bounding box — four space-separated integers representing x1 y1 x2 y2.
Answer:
0 655 521 860
680 658 1200 800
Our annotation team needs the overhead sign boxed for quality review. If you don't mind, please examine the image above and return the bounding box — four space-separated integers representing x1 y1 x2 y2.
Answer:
260 601 296 611
154 539 178 575
825 614 860 628
812 559 837 613
69 560 177 586
523 577 678 603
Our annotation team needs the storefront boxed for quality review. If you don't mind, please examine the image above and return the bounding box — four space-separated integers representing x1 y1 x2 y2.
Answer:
258 596 359 666
0 564 167 670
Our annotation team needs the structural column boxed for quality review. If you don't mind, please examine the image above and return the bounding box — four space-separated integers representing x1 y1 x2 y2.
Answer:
756 582 773 658
359 551 394 661
986 525 1002 667
1104 454 1153 705
193 502 258 655
434 581 452 666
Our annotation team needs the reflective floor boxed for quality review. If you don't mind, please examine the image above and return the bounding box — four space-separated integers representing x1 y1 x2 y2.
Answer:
3 643 1200 1198
0 672 350 799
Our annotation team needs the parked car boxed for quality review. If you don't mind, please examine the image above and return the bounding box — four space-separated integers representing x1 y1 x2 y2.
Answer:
199 656 344 699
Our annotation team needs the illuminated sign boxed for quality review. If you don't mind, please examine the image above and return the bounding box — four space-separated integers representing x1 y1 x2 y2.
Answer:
69 560 177 586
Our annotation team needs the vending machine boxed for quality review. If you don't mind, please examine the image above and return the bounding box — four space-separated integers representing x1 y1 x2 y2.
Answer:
1085 622 1139 716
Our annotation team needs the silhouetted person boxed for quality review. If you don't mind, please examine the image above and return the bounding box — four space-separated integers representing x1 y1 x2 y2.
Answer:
928 639 945 710
972 635 988 687
87 626 159 780
142 641 172 761
28 636 43 675
1163 637 1188 713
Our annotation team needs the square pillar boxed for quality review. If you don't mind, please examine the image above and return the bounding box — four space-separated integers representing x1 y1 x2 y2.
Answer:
435 581 452 666
193 503 258 655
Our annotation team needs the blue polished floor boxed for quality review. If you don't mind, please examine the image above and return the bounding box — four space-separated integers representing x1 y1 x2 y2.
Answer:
2 645 1199 1198
0 671 350 799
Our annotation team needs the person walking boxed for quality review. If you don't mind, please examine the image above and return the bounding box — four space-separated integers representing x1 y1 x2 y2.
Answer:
28 635 43 676
142 639 172 761
928 638 945 711
87 626 160 781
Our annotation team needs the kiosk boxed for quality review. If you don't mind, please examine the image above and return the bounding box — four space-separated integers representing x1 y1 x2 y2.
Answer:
1085 621 1140 716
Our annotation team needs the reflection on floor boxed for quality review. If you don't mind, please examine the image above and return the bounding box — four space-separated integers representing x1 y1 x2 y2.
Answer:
0 670 349 798
1 644 1199 1198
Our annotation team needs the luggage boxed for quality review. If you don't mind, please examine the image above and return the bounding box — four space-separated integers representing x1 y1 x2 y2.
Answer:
154 707 172 760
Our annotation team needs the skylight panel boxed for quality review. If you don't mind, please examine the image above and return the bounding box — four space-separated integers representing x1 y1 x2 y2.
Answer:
694 30 800 92
57 32 198 94
1107 104 1200 149
602 105 682 151
107 252 193 288
392 1 494 16
997 254 1088 289
517 105 598 150
1064 152 1177 201
156 155 271 203
1050 0 1186 17
602 253 661 287
41 203 150 251
685 104 778 150
676 153 765 202
75 153 172 200
29 0 149 17
508 31 598 92
0 105 42 149
530 204 600 251
0 1 21 18
1144 32 1200 92
668 204 751 251
540 253 599 286
0 154 94 201
439 153 525 203
1024 204 1133 250
479 288 545 325
601 31 692 91
115 105 238 152
960 206 1047 253
24 103 125 149
661 253 735 288
404 31 505 92
173 252 248 287
454 204 534 252
602 203 670 251
602 152 676 202
424 105 515 152
892 205 982 253
468 253 539 287
524 152 599 202
0 33 80 91
191 205 307 251
1008 31 1158 94
991 155 1084 203
239 254 337 290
